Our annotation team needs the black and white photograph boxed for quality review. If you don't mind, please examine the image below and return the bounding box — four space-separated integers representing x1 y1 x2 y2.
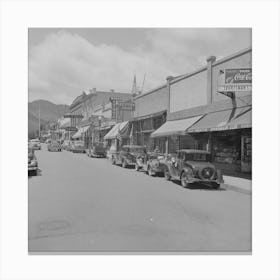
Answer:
1 1 280 279
28 28 252 253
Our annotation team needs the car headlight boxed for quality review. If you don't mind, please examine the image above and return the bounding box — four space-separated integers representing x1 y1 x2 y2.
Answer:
31 160 37 166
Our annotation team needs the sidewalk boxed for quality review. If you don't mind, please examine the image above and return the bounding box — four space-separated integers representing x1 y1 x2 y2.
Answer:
223 176 252 195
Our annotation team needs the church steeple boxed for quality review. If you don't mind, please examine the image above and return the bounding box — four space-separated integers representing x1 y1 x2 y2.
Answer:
131 74 137 96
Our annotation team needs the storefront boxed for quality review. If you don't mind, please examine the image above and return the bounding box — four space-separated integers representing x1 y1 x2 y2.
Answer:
104 121 130 156
151 104 252 176
132 110 167 152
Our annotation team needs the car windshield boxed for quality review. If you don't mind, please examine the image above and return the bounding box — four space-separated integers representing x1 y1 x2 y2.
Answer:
126 147 145 153
51 141 59 146
181 153 210 162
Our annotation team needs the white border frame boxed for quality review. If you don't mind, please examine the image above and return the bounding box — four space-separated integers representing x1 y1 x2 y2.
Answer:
1 0 280 279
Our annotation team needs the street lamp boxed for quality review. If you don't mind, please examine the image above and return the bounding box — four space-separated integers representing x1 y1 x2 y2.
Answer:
98 115 102 143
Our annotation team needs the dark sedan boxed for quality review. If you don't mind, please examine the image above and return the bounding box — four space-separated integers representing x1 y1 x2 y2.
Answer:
161 149 224 189
111 145 145 168
28 147 38 176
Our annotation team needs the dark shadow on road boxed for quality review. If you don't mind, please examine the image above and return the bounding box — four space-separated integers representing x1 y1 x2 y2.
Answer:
28 169 42 179
172 180 226 191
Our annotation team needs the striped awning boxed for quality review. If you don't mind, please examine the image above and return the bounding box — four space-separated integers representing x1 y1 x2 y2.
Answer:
72 125 90 139
104 121 129 140
187 106 252 132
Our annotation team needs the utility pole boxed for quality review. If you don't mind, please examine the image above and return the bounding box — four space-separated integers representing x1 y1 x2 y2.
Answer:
38 101 41 140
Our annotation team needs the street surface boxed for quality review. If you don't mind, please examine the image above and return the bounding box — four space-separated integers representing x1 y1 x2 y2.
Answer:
29 144 251 253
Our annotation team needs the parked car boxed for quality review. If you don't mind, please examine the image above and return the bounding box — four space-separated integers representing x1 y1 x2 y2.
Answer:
29 139 41 150
45 139 51 144
111 145 145 168
71 140 86 153
47 140 62 152
135 151 165 176
161 149 223 189
61 140 72 151
28 147 38 176
86 143 106 158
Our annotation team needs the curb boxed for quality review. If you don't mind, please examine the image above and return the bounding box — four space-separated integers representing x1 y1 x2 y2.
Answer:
223 183 251 195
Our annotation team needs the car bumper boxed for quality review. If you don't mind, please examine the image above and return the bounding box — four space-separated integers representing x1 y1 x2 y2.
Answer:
72 149 85 153
152 166 164 173
125 160 135 166
28 166 38 171
187 178 223 184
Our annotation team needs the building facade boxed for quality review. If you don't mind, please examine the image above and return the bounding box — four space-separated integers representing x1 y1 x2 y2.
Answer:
131 84 168 152
151 47 252 176
67 88 134 148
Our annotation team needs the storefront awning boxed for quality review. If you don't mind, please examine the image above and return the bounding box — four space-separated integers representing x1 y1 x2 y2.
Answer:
187 106 252 133
104 121 129 140
151 115 203 138
72 125 90 139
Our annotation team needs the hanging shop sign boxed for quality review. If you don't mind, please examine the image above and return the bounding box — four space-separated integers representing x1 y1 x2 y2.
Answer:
65 127 78 132
111 98 135 120
64 114 83 119
117 100 135 111
218 68 252 94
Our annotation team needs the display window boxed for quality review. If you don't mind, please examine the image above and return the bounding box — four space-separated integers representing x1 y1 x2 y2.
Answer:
212 131 241 168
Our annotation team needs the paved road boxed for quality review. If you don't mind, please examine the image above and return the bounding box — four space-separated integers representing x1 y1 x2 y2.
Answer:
28 144 251 253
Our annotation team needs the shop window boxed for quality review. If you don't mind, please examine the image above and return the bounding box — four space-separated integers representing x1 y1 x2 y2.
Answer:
179 135 196 150
141 118 152 131
212 131 241 171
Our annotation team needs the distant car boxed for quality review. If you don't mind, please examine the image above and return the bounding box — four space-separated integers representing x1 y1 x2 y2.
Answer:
144 153 165 176
71 140 86 153
62 140 72 151
161 149 223 189
29 139 41 150
28 147 38 176
111 145 145 168
45 139 51 144
86 143 106 158
135 150 165 176
47 141 62 152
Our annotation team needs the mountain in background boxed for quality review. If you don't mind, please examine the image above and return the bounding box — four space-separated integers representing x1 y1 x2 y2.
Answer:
28 100 69 138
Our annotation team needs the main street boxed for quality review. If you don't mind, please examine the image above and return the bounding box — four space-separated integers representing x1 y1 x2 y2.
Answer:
29 144 251 253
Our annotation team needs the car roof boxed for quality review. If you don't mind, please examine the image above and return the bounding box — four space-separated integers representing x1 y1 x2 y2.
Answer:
122 145 145 148
178 149 210 154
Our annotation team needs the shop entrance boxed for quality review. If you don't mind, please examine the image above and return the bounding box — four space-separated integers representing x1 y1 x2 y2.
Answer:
211 129 251 178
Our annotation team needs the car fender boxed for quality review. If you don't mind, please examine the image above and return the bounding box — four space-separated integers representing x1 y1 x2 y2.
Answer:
180 167 193 179
161 161 172 173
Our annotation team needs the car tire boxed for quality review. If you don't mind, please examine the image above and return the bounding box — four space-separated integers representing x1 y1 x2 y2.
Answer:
135 164 139 171
181 172 191 188
122 161 127 168
164 168 171 181
148 167 154 176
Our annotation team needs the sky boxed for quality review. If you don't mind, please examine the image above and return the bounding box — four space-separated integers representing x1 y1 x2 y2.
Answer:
28 28 251 105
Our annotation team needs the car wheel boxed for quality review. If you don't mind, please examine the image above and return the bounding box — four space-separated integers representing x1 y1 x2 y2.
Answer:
181 172 190 188
122 161 127 168
135 164 139 171
148 167 154 176
164 168 171 181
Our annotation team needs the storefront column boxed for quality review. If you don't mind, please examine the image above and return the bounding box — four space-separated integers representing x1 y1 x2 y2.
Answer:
206 56 216 104
165 138 169 155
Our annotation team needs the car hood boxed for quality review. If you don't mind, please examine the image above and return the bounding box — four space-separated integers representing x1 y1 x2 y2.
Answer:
185 161 215 170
